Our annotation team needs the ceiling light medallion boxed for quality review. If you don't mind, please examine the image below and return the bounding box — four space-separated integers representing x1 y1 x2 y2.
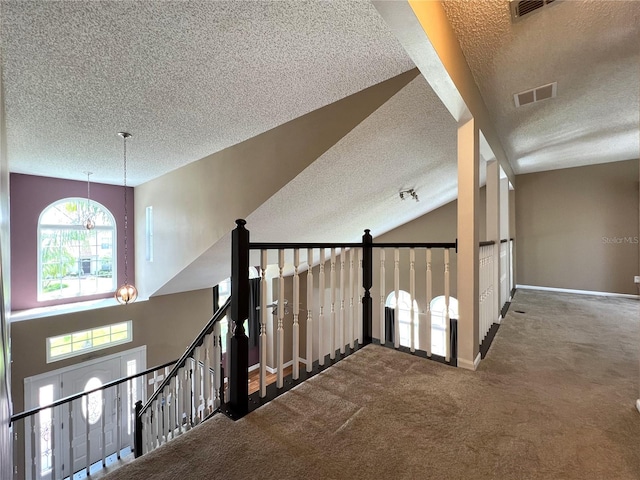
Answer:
115 132 138 305
84 171 95 230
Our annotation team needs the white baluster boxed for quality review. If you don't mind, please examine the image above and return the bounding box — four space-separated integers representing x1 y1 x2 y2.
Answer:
176 368 184 435
445 248 451 362
68 401 74 478
182 368 190 431
101 395 106 466
116 383 121 459
85 393 91 475
330 248 337 359
160 386 170 442
394 248 400 349
306 248 314 372
357 248 363 344
293 249 300 379
203 343 211 415
318 249 326 365
409 248 416 353
144 411 151 454
50 407 56 478
213 322 222 408
277 249 285 388
225 314 232 399
339 248 346 355
29 416 36 480
260 250 268 398
425 248 432 357
349 247 355 349
173 376 179 437
194 348 202 423
479 249 484 343
380 249 386 344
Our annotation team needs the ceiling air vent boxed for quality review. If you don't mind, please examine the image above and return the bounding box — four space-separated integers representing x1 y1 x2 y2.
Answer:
514 82 557 107
510 0 558 22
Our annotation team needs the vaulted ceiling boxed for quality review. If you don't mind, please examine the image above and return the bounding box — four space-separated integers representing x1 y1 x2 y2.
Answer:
2 0 638 296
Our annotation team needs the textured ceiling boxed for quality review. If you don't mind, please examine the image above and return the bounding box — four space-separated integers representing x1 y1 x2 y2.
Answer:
442 0 640 174
4 0 638 298
1 0 414 185
156 74 459 295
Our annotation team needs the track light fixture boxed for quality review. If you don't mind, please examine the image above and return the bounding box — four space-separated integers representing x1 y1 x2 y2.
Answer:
399 188 419 202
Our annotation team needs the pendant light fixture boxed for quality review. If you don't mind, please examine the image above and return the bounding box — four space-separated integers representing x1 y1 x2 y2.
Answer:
84 171 95 230
115 132 138 305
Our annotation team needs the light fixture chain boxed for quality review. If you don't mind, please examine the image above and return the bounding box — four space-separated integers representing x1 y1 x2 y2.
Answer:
123 134 128 284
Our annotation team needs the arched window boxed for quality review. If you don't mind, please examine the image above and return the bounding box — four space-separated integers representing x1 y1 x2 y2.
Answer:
385 290 420 349
38 198 116 301
430 296 458 356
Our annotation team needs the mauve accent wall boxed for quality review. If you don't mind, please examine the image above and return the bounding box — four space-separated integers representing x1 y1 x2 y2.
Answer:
10 173 134 311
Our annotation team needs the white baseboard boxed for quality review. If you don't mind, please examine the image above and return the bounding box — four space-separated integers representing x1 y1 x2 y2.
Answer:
265 358 309 374
516 284 639 299
458 353 481 371
248 363 260 373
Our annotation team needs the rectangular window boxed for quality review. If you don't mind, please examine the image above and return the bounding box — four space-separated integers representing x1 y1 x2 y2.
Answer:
46 321 133 363
145 206 154 262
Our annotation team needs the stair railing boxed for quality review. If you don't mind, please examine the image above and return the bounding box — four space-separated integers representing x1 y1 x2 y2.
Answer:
135 297 231 456
10 360 177 480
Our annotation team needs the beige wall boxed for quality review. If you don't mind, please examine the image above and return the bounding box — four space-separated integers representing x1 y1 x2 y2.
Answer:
516 159 639 295
11 288 213 412
135 70 419 298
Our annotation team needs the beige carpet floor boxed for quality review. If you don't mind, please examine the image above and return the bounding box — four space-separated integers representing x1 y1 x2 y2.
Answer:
104 289 640 479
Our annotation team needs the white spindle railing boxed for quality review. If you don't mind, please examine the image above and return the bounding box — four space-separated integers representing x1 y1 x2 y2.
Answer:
425 248 432 357
379 248 386 345
14 360 178 480
500 240 509 310
254 246 364 398
374 245 453 362
479 243 495 345
509 239 515 294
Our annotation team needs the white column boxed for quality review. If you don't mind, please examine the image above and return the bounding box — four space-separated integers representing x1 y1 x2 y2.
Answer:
457 117 480 370
486 159 501 324
500 175 510 306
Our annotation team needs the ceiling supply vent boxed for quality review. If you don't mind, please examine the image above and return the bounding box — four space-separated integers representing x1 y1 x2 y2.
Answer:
510 0 558 22
514 82 557 107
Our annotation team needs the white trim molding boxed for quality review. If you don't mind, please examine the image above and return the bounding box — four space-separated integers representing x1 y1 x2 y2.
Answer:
265 357 309 374
516 284 639 300
458 352 481 371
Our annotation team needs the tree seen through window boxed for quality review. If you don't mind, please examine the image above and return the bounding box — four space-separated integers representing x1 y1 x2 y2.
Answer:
38 198 116 301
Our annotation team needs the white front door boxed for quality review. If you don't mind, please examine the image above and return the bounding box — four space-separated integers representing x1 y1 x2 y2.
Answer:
60 357 120 477
24 346 146 479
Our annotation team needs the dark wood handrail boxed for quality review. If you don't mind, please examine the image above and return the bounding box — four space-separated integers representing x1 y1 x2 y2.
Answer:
479 241 496 247
373 242 457 249
10 359 178 423
139 297 232 416
250 241 458 250
250 242 362 250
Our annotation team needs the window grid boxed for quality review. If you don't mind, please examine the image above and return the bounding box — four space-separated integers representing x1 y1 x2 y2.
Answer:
46 321 132 363
38 198 116 302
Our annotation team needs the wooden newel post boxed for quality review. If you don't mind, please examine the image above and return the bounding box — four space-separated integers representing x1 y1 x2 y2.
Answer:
134 400 143 458
362 229 373 345
229 219 250 417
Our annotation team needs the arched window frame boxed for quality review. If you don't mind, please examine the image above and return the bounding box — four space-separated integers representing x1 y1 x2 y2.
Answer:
37 197 117 302
385 290 420 349
430 296 459 356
